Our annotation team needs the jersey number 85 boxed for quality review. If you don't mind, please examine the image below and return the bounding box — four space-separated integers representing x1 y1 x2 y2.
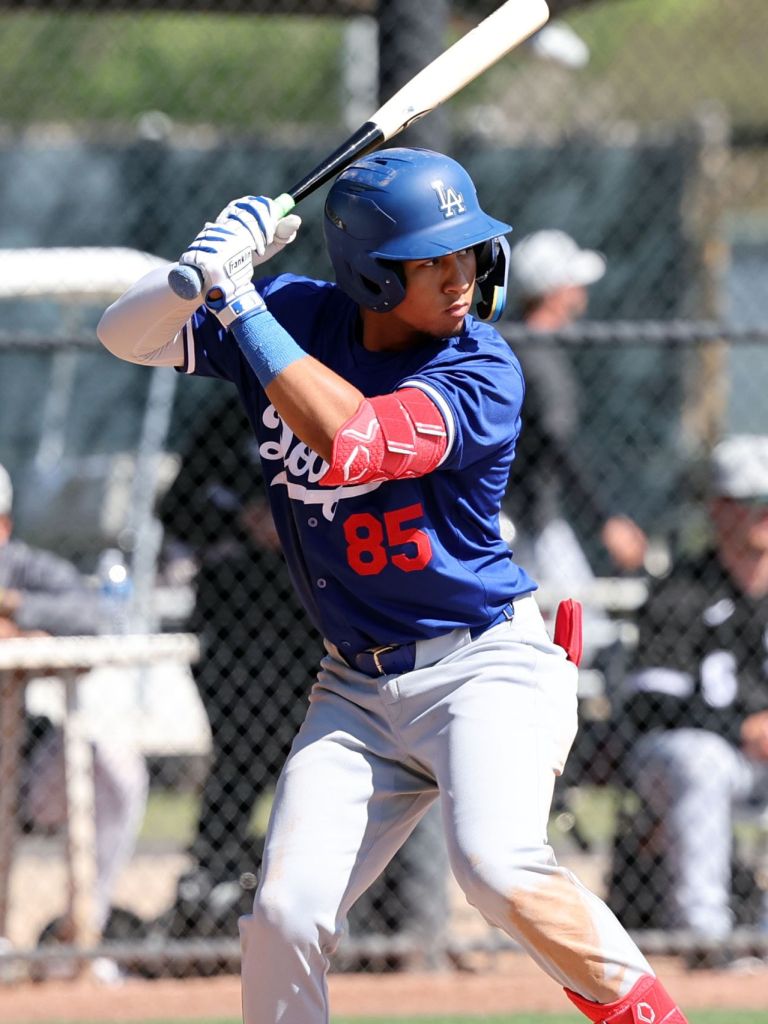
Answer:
343 502 432 576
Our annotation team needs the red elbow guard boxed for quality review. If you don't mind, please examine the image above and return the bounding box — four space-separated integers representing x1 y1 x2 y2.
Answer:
320 388 449 486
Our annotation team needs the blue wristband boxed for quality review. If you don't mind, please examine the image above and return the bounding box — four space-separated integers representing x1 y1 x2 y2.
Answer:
231 307 306 387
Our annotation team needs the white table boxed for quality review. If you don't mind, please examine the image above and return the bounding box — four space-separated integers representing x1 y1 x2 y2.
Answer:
0 633 199 953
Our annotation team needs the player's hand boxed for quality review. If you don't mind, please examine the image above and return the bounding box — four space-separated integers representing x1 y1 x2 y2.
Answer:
741 710 768 761
601 515 648 573
178 215 263 326
216 196 301 268
178 196 301 326
0 616 22 639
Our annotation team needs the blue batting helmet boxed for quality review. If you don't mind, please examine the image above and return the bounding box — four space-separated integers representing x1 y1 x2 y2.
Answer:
324 148 512 319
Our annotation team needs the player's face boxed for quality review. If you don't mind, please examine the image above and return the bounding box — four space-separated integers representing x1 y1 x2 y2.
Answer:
545 284 589 325
394 248 477 340
713 497 768 547
712 498 768 595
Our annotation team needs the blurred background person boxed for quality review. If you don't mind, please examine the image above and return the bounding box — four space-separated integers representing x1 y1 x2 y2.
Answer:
621 435 768 966
0 460 148 945
156 394 322 938
503 229 648 599
504 230 654 847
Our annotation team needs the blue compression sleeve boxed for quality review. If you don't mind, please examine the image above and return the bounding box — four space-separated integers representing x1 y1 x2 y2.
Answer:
230 307 306 387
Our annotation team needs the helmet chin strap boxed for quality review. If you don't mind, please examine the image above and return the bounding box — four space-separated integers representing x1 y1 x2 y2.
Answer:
476 236 510 322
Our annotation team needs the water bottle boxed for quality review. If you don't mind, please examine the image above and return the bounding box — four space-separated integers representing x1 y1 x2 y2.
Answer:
97 548 134 635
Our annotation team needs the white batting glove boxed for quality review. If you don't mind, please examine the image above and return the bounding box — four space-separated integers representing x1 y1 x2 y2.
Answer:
178 196 301 326
215 196 302 268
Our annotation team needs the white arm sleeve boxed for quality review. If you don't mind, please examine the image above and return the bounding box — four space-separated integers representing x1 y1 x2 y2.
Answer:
97 265 200 367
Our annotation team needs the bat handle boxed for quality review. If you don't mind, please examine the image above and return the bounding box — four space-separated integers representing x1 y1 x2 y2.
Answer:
167 192 297 300
275 192 296 216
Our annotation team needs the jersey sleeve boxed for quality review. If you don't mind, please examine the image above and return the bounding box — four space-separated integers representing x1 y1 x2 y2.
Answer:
401 340 525 471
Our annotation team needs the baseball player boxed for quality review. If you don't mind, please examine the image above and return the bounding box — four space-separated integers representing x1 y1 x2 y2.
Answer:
98 148 687 1024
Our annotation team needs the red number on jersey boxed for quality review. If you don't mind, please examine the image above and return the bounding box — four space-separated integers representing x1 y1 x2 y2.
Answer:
344 503 432 576
344 513 388 576
385 504 432 572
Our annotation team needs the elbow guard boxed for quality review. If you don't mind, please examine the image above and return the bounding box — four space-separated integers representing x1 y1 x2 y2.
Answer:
319 388 449 487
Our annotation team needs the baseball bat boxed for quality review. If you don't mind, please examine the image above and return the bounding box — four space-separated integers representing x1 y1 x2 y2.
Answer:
169 0 550 300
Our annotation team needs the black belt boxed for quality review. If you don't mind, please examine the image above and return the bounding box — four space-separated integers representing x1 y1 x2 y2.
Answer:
349 602 516 678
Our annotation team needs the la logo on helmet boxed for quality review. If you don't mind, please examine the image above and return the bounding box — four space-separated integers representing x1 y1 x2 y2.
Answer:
431 179 466 218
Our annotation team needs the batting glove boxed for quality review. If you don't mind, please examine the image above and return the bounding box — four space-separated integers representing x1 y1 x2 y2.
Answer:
216 195 301 268
179 196 301 326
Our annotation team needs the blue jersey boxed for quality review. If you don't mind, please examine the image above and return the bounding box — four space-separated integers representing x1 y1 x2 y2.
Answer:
180 273 535 657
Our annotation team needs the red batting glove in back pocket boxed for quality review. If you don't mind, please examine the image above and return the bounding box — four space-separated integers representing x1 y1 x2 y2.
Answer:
553 599 583 667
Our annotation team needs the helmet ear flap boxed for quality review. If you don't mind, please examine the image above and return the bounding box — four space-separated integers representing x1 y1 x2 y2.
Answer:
475 236 510 323
474 239 495 280
355 258 407 312
378 259 406 293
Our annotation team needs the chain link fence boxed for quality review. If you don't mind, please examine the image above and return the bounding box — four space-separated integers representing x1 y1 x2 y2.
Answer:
1 0 767 980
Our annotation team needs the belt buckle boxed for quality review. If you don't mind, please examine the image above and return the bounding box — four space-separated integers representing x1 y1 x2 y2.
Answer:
368 644 397 675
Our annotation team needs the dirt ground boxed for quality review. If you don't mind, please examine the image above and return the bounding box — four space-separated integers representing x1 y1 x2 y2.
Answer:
2 954 768 1023
5 836 768 1022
